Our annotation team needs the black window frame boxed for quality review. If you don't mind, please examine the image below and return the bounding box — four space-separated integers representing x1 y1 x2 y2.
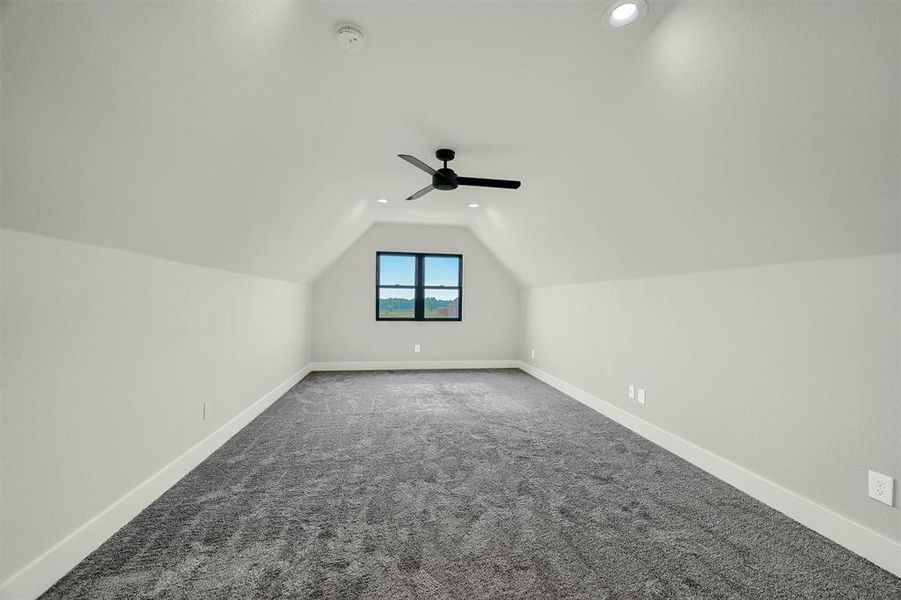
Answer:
376 252 463 322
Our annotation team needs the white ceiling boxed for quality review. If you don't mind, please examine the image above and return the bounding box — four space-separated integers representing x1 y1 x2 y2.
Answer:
2 1 898 286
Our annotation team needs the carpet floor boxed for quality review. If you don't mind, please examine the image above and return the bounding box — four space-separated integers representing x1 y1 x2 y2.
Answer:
41 369 901 599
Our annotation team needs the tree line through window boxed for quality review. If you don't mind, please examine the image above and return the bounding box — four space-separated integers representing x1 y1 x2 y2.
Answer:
376 252 462 321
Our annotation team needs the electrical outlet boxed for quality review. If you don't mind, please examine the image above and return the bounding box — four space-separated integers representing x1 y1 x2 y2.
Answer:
868 470 894 506
637 388 646 405
530 349 535 359
628 384 635 400
414 344 421 353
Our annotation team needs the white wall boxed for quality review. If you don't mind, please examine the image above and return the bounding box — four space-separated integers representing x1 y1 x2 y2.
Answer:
520 253 900 545
312 223 519 364
0 229 312 588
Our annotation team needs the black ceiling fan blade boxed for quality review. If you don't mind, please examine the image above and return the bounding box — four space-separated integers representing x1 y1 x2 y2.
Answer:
457 177 521 190
405 185 435 201
398 154 436 175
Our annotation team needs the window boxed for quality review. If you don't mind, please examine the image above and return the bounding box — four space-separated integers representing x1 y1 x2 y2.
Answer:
376 252 462 321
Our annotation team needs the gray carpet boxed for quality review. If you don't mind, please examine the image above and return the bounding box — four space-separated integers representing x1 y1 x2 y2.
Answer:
41 369 901 599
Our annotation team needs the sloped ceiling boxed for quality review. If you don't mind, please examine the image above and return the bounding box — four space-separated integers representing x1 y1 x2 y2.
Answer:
2 1 898 287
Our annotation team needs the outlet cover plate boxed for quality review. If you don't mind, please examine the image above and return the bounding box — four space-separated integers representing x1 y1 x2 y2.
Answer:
628 384 635 399
868 470 894 506
637 388 646 405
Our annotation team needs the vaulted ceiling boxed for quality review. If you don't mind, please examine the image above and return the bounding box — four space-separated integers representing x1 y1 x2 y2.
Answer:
2 1 898 286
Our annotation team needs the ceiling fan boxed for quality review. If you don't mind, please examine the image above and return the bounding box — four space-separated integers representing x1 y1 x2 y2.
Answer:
398 148 521 201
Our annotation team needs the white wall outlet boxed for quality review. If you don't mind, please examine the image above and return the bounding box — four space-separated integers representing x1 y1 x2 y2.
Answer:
530 349 535 359
414 344 421 353
637 388 646 405
628 384 635 400
868 470 894 506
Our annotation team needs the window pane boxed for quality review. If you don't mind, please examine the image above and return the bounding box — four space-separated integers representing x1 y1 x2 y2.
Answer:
424 256 460 286
379 288 415 319
379 254 415 286
424 289 460 319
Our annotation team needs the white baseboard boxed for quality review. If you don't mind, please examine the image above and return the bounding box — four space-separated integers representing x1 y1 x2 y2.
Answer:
310 359 519 371
516 361 901 579
0 365 313 600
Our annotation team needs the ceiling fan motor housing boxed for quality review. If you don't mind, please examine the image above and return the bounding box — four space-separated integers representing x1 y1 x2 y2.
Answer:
434 149 458 190
434 168 458 191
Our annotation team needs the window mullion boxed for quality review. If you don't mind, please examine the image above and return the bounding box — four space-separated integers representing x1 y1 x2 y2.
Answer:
415 254 424 320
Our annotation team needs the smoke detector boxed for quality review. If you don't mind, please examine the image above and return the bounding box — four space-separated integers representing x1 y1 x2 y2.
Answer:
336 24 365 53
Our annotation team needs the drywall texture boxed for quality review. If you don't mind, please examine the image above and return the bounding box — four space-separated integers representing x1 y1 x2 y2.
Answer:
312 223 519 363
520 254 901 544
0 229 312 584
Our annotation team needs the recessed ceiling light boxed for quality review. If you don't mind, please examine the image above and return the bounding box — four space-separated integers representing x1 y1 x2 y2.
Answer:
612 3 637 21
376 198 388 203
467 203 480 208
603 0 647 28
